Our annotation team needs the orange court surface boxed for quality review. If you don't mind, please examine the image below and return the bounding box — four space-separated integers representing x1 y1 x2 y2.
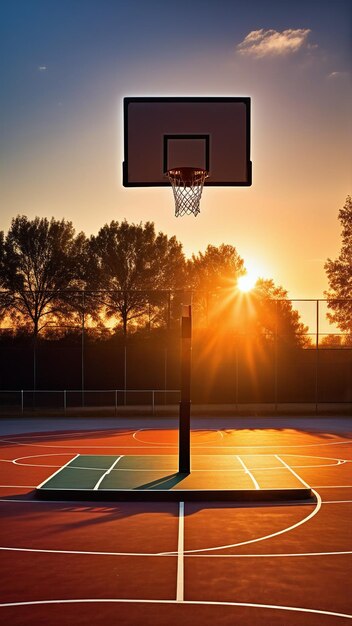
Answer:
0 415 351 625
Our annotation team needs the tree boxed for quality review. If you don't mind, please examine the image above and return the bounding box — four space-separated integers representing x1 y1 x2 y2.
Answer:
1 215 88 336
319 335 351 348
187 244 245 326
89 221 186 335
0 231 10 322
250 279 310 347
325 196 352 335
0 216 88 386
188 244 245 291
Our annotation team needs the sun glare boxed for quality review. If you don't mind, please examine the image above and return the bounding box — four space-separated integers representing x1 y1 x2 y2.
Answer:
237 272 258 293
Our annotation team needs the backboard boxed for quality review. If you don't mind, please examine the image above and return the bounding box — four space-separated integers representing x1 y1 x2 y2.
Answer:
123 97 252 187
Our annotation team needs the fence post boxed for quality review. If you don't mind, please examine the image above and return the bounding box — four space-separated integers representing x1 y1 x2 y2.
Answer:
81 289 85 407
235 338 239 414
167 290 171 330
124 344 127 406
274 300 278 415
315 300 319 415
164 347 167 405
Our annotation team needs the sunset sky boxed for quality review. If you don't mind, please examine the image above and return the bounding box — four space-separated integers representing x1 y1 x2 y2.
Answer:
1 0 351 305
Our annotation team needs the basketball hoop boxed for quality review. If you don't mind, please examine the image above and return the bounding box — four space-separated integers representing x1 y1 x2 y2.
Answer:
167 167 208 217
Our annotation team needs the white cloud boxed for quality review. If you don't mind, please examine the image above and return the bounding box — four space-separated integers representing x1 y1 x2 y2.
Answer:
38 65 47 71
327 71 349 79
237 29 312 58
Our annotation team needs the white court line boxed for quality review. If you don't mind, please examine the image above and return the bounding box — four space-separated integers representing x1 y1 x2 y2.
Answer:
0 485 35 489
0 546 164 556
1 450 349 471
282 453 351 463
36 454 80 489
161 490 322 555
2 451 349 471
13 453 79 465
68 460 346 471
93 456 123 490
160 468 322 555
313 485 352 488
323 500 352 504
133 428 223 446
0 598 350 620
1 545 351 558
236 456 260 489
176 502 184 602
188 550 352 558
0 435 351 449
275 455 311 489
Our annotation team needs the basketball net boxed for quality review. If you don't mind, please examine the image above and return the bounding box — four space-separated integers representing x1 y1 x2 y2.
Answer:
167 167 208 217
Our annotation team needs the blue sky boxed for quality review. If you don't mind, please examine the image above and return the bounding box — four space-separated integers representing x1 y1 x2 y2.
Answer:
0 0 351 303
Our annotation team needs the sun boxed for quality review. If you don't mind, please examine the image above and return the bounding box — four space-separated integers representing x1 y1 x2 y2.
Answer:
237 272 259 292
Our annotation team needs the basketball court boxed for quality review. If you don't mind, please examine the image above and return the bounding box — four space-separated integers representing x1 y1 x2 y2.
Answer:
0 416 351 625
1 75 351 626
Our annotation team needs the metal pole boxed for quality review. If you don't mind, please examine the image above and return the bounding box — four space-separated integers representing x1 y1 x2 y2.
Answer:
64 390 67 416
315 300 319 415
274 300 278 415
152 390 155 416
81 290 85 407
21 390 24 415
33 336 36 392
179 304 192 474
164 347 167 405
124 343 127 406
235 339 239 414
167 290 171 330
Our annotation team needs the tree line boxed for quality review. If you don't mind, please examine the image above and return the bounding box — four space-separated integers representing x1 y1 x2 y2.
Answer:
0 196 351 343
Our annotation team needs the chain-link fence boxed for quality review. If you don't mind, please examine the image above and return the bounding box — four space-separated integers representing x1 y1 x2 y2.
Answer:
0 291 351 414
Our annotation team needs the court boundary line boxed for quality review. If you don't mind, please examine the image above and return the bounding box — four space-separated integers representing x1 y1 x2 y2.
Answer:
0 598 350 620
36 454 79 489
1 545 351 558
